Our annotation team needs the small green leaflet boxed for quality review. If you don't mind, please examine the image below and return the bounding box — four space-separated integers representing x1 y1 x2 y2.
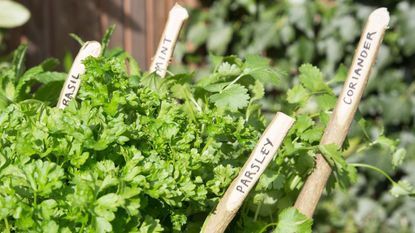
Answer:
315 94 336 111
69 33 85 46
319 144 357 189
244 55 281 86
95 193 125 221
392 148 406 170
209 84 249 111
138 216 164 233
202 82 231 92
251 80 265 101
141 73 163 91
330 63 348 84
217 62 241 76
301 126 323 143
20 160 65 197
287 84 309 104
299 64 331 93
12 44 28 78
273 207 313 233
101 24 116 55
390 180 415 197
292 115 314 134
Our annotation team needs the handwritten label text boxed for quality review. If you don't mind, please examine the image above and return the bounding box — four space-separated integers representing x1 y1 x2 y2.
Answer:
343 31 376 105
236 138 274 194
61 74 80 107
153 37 172 76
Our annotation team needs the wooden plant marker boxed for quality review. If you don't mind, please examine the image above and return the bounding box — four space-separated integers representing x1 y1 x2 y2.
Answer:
294 8 390 218
149 3 189 78
201 112 295 233
56 41 101 109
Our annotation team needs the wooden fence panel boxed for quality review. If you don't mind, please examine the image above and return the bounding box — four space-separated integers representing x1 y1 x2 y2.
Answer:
130 0 146 65
7 0 194 70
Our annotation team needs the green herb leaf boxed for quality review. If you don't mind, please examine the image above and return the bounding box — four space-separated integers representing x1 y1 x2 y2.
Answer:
209 84 249 111
273 207 313 233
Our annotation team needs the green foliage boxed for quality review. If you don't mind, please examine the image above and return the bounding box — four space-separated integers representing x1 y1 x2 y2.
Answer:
101 25 116 56
319 144 357 189
1 0 414 230
0 45 66 108
0 47 283 231
175 1 415 232
209 83 249 110
0 39 410 233
272 208 313 233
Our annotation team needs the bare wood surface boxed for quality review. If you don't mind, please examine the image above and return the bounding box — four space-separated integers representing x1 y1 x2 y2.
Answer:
12 0 158 69
294 8 390 218
201 112 295 233
129 0 146 67
56 41 101 109
149 3 189 77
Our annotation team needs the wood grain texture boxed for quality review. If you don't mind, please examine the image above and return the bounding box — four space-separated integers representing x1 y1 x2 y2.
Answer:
129 0 146 67
10 0 53 66
145 0 155 68
8 0 159 70
294 8 390 218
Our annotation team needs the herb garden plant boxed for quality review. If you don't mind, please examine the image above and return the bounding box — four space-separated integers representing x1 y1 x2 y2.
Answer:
174 1 415 232
1 2 415 233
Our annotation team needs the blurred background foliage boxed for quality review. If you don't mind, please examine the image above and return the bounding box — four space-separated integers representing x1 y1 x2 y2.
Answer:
171 0 415 232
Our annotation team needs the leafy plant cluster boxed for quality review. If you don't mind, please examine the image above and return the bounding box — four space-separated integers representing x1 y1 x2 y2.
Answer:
174 0 415 232
0 1 414 231
0 45 66 109
0 33 410 232
0 40 285 232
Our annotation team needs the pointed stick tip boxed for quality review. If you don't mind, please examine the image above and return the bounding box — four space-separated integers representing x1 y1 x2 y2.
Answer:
369 7 390 28
171 3 189 20
82 41 102 56
276 112 295 125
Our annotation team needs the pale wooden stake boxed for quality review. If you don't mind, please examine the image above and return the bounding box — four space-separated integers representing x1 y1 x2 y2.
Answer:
294 8 390 218
56 41 101 109
149 3 188 77
201 112 295 233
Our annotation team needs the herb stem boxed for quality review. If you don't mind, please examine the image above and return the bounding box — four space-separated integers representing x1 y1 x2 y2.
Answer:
254 201 262 221
4 218 10 233
258 222 278 233
223 67 262 91
350 163 395 184
79 221 86 233
33 192 37 208
223 73 245 91
166 70 175 76
189 96 202 112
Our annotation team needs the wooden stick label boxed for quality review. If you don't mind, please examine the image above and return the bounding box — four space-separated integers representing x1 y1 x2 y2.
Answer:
225 113 294 211
234 137 274 195
294 8 390 218
342 32 376 106
201 112 294 233
336 8 390 125
57 41 101 109
149 3 188 77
